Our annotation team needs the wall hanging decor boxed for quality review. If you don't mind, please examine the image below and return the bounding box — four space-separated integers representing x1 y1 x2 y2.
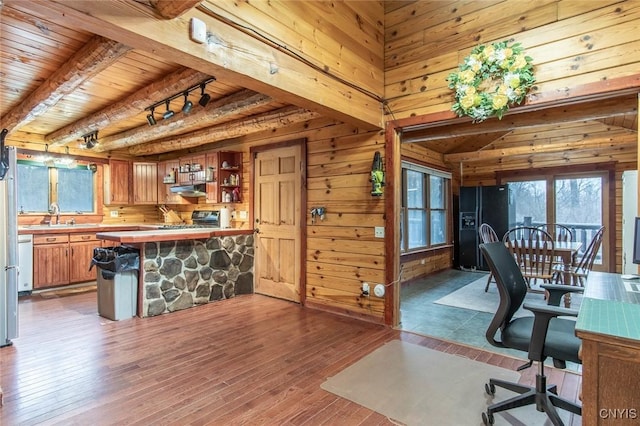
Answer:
447 40 535 123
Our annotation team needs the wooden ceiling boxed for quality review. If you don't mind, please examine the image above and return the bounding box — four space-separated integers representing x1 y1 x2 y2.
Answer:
1 1 637 163
0 1 299 159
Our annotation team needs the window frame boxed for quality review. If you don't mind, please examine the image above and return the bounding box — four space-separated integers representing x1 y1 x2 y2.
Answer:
400 160 452 254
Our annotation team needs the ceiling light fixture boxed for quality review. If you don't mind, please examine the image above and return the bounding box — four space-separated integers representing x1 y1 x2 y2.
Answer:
83 130 98 149
198 83 211 107
182 91 193 114
146 107 157 126
144 77 215 123
162 100 175 120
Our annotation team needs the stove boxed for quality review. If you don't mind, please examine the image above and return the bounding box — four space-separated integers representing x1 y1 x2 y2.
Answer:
160 210 220 229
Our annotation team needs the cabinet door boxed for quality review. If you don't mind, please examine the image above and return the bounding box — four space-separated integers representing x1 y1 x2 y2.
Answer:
34 244 69 288
105 159 131 205
69 233 100 283
205 152 218 203
132 162 158 205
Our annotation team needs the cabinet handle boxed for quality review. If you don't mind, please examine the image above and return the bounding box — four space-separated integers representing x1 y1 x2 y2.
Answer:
46 237 56 242
82 235 91 240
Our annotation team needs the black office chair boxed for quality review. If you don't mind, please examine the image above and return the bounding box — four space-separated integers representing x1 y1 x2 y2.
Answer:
479 242 584 426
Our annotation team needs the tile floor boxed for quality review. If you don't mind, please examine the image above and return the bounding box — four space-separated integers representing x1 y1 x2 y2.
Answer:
398 268 582 372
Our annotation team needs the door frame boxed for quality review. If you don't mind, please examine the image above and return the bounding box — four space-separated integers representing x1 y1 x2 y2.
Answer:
250 138 307 304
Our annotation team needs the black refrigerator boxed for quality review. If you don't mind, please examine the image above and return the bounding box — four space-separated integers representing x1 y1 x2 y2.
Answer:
458 185 514 270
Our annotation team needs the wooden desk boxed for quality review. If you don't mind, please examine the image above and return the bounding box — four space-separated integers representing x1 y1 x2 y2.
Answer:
575 272 640 425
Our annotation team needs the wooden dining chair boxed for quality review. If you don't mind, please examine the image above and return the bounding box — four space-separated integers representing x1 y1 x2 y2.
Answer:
537 223 574 242
554 226 605 286
503 226 556 291
478 223 499 292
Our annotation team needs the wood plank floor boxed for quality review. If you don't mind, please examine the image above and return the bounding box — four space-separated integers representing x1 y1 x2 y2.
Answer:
1 290 582 425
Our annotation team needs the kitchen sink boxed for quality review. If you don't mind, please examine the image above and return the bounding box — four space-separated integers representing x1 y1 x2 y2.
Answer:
20 223 100 230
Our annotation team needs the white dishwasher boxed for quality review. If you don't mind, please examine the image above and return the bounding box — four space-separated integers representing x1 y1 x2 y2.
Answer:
18 234 33 293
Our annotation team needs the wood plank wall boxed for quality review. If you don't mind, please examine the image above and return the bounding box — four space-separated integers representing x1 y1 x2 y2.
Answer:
385 0 640 275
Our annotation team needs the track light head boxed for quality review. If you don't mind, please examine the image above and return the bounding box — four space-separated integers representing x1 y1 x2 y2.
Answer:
163 100 175 120
182 92 193 114
146 107 157 126
83 130 98 149
198 83 211 107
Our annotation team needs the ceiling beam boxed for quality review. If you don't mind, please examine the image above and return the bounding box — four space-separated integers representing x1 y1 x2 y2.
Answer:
46 68 211 147
15 0 383 130
0 35 131 134
94 89 272 152
402 95 638 143
129 106 320 155
151 0 202 19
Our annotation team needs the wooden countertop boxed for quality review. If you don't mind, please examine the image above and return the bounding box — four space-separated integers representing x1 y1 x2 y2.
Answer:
96 228 253 244
19 224 154 235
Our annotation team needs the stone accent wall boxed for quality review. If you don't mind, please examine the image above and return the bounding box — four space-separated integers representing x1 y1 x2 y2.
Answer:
141 234 254 317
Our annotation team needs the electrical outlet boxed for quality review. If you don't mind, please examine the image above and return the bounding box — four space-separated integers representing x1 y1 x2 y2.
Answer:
110 210 118 218
239 210 248 220
374 227 385 238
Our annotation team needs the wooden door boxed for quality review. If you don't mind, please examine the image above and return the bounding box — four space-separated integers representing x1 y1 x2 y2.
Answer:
132 162 158 204
69 233 100 283
106 159 130 205
254 145 301 302
34 244 69 288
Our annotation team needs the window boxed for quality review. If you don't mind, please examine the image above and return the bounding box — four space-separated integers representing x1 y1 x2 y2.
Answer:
17 161 95 213
400 161 451 253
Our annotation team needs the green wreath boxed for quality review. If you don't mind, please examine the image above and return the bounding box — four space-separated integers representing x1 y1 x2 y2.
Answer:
447 40 535 122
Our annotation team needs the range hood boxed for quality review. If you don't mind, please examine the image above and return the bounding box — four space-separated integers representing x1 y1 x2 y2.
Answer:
170 184 206 197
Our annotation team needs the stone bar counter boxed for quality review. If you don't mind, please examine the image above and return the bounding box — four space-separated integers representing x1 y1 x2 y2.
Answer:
96 228 254 317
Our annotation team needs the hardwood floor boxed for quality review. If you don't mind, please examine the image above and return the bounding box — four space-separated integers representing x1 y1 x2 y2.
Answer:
1 290 582 425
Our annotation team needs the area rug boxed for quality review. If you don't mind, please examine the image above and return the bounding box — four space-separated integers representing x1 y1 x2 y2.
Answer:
433 274 581 318
321 340 570 425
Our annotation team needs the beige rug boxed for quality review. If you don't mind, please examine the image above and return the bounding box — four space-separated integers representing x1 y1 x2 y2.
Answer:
39 284 97 299
434 274 581 318
321 340 570 425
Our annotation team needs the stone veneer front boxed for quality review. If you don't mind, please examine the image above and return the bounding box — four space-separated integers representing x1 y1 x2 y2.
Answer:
141 234 254 317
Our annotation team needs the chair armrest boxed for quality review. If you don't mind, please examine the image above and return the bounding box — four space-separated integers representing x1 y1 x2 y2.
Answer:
522 302 579 362
540 284 585 306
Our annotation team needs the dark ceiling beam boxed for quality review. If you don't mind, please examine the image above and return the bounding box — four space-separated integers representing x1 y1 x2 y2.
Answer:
402 94 638 143
46 68 211 147
0 35 131 134
94 89 273 152
128 106 320 155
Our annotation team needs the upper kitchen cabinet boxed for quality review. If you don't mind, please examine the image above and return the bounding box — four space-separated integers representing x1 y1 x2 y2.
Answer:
104 159 131 205
218 151 242 204
132 162 158 205
178 154 206 185
158 159 184 205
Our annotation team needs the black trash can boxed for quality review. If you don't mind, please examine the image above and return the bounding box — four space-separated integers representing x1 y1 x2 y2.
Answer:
90 246 140 320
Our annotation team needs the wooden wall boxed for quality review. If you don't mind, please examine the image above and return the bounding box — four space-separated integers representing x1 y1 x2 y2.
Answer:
385 0 640 275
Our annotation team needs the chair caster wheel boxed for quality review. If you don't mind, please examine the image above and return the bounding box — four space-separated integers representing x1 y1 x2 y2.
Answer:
482 411 495 425
485 383 496 395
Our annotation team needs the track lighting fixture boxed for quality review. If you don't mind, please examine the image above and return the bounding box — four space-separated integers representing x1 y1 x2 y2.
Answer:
146 107 157 126
83 130 98 149
162 100 175 120
143 77 216 124
198 83 211 107
182 92 193 114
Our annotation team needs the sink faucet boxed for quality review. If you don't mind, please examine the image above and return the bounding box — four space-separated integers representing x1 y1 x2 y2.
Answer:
49 203 60 225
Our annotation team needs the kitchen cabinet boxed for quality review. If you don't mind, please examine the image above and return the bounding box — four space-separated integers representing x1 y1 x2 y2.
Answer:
205 152 218 203
218 151 242 203
132 162 158 205
104 159 131 205
33 234 69 289
178 154 206 185
69 233 101 283
158 159 184 204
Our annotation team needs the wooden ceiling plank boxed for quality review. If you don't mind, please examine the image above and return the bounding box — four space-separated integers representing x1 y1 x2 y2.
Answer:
402 95 638 143
0 34 131 134
94 89 273 151
46 67 210 146
14 0 382 130
129 106 320 155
